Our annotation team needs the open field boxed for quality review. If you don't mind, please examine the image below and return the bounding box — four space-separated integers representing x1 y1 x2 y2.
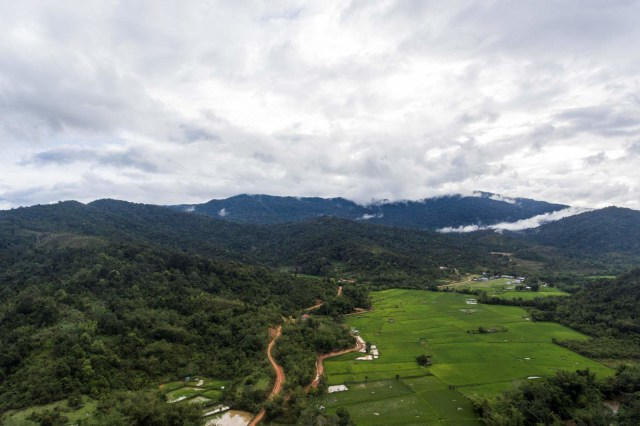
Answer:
164 377 229 406
3 377 230 425
497 288 569 299
322 289 612 425
442 276 569 299
2 396 98 426
322 376 478 425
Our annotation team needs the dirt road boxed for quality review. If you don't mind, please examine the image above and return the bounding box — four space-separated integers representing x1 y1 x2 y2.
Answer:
248 326 284 426
304 286 342 312
307 336 365 391
303 300 323 312
249 287 345 422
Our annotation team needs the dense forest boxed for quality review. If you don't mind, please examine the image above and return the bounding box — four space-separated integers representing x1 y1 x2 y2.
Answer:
0 230 354 422
170 192 566 229
3 198 640 425
0 200 513 283
475 366 640 425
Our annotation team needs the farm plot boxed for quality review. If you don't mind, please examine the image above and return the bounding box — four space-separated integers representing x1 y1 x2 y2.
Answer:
322 376 477 426
162 377 229 407
322 289 612 424
442 276 569 299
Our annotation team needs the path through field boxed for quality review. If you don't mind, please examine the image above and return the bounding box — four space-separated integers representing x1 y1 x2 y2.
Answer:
307 336 365 391
248 326 284 426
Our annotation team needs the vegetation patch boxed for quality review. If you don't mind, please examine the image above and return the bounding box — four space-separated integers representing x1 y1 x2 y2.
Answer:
442 276 570 300
322 289 613 423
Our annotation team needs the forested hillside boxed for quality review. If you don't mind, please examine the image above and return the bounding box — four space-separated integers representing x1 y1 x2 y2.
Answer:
171 192 566 229
1 200 513 284
522 207 640 255
0 231 347 413
3 197 640 425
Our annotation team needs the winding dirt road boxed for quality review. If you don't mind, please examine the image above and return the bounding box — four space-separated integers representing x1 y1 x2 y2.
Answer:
249 287 345 423
305 285 373 391
248 326 284 426
307 337 365 391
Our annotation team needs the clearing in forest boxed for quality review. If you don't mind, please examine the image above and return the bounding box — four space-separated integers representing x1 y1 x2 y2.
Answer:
441 276 570 299
321 289 612 425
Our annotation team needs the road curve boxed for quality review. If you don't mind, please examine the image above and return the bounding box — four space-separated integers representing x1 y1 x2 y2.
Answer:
249 326 284 426
250 287 344 423
307 336 365 391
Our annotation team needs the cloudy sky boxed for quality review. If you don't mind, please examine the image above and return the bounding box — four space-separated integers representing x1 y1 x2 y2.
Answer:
1 0 639 209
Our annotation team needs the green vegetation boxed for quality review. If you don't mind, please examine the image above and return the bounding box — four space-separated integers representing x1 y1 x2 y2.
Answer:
4 198 640 425
160 377 228 405
275 317 355 390
2 391 204 426
475 369 611 425
321 289 613 424
0 199 513 285
0 232 341 420
172 193 566 229
322 377 478 425
476 365 640 425
483 269 640 361
443 276 569 300
3 396 98 426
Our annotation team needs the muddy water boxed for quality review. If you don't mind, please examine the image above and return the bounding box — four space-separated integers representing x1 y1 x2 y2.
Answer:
205 410 253 426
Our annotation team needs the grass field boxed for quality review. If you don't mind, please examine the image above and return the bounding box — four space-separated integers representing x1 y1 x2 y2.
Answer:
442 276 569 299
321 289 612 425
3 377 230 425
2 396 98 426
163 377 229 406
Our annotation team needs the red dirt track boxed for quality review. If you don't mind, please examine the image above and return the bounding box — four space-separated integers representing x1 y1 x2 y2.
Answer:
248 326 284 426
250 287 345 423
307 336 365 391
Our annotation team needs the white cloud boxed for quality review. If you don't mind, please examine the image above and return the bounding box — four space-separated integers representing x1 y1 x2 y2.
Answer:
357 213 383 220
1 1 640 209
438 207 592 233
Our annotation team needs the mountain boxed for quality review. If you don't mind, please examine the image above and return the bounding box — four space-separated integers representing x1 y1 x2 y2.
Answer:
0 199 514 284
523 206 640 257
172 194 367 224
169 192 568 229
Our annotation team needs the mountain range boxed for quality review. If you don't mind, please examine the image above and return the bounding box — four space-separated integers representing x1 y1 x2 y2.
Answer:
169 191 567 230
3 192 640 277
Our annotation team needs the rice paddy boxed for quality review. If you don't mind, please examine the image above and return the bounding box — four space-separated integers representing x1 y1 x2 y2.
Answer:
441 276 570 299
321 289 612 425
162 377 229 406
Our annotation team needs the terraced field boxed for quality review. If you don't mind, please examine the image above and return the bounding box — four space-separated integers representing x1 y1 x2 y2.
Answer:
321 289 612 425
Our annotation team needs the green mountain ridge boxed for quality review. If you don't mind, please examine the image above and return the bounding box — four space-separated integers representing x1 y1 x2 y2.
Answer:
169 192 567 229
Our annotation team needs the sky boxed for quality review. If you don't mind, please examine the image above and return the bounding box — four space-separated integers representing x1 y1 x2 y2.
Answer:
1 0 640 210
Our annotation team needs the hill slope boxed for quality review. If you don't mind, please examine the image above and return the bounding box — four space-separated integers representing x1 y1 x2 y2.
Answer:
0 200 512 283
523 207 640 257
170 192 567 229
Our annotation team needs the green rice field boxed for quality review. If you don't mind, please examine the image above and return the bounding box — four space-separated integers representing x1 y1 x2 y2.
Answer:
442 277 569 299
321 289 612 425
163 377 229 405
